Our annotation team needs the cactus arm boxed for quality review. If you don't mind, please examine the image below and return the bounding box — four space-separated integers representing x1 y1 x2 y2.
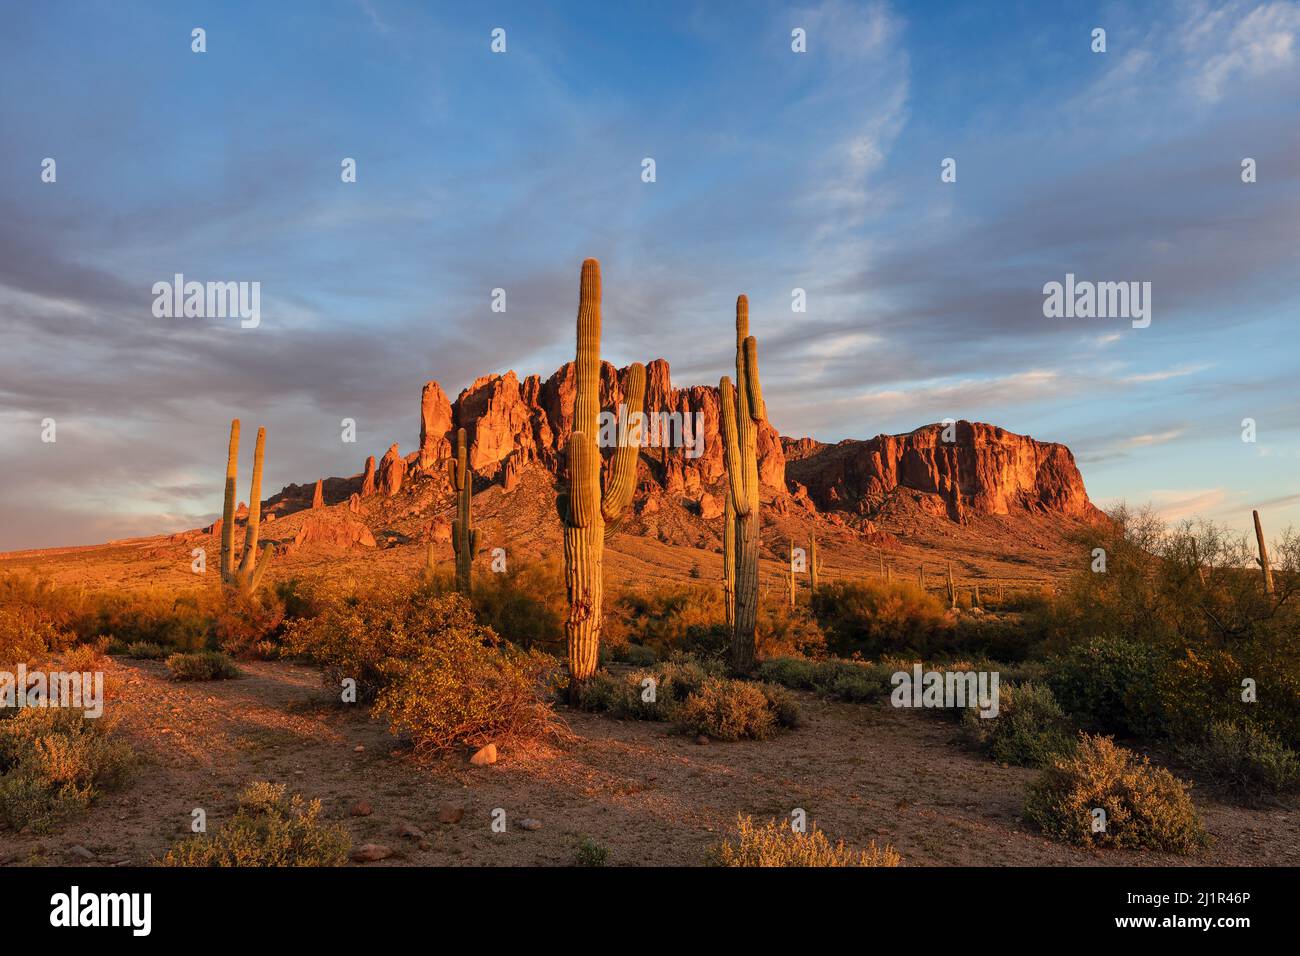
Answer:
249 542 273 592
600 362 646 526
718 377 751 518
220 419 240 584
574 258 602 440
742 336 766 422
237 426 266 583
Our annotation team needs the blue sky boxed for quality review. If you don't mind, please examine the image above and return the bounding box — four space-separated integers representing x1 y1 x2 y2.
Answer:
1 0 1297 548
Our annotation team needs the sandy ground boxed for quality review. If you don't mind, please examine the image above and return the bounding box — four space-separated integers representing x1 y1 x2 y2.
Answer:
2 655 1296 867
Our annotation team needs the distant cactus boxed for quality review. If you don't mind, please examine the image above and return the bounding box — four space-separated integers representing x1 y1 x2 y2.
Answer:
448 427 476 594
1253 509 1274 595
559 259 646 694
808 534 821 598
788 537 797 608
946 560 956 608
218 419 274 595
719 294 766 674
723 492 736 627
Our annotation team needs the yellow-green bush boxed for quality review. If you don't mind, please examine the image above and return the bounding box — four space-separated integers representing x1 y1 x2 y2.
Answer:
1024 733 1208 853
707 815 900 867
160 782 350 867
1178 720 1300 801
961 682 1076 767
166 650 240 682
0 708 132 834
675 677 793 741
811 579 951 657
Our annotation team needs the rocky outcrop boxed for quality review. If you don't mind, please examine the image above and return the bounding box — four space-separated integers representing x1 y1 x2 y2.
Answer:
418 381 453 473
783 421 1102 523
311 479 324 509
377 444 405 497
292 513 377 551
360 456 376 497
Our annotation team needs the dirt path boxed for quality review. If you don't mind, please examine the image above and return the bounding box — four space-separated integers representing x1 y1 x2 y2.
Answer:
4 656 1296 867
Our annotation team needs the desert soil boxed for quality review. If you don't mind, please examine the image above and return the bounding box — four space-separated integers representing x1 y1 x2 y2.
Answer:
3 654 1295 868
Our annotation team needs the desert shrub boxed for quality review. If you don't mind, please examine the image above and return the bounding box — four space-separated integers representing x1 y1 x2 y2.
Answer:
1178 720 1300 801
471 559 566 651
575 655 722 721
78 588 216 651
1047 636 1165 739
0 708 132 834
961 682 1076 767
707 815 900 867
675 678 794 741
574 838 609 866
612 643 657 666
124 641 168 660
0 605 71 666
609 585 728 658
1024 734 1208 853
60 643 104 673
757 601 827 659
812 579 951 657
166 650 240 682
758 656 893 703
160 781 350 867
371 603 559 755
214 589 286 659
760 683 801 729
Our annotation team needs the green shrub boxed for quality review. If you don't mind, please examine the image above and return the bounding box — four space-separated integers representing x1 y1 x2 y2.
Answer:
1047 636 1165 739
613 643 657 666
575 656 723 721
166 650 240 682
675 678 795 741
961 682 1076 767
160 781 350 866
125 641 168 660
707 815 900 867
574 838 609 866
470 560 567 651
1178 720 1300 800
0 708 132 834
1024 734 1208 853
811 580 950 657
758 656 892 703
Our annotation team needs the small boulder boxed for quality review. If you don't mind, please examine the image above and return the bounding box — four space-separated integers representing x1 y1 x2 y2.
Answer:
436 805 465 824
350 844 393 863
349 800 373 817
469 743 497 766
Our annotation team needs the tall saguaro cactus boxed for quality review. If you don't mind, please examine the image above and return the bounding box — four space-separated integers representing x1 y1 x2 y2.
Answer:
808 534 821 599
719 294 766 674
449 427 476 594
1253 509 1274 595
560 259 646 692
219 419 274 595
722 492 736 628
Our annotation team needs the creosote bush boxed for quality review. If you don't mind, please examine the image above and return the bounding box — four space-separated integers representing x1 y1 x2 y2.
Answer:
811 579 950 658
707 815 900 867
960 682 1076 767
574 837 609 867
160 781 350 867
288 579 560 754
166 650 241 682
0 605 71 666
758 656 895 703
1177 720 1300 801
0 708 132 834
676 677 783 741
1024 734 1208 854
124 641 168 660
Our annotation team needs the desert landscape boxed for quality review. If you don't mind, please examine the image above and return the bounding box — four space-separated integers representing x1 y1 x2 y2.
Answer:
2 259 1297 872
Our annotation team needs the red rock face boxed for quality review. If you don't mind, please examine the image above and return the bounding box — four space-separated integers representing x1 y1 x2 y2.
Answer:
292 513 377 551
377 443 405 497
360 456 375 497
783 421 1102 523
418 381 453 473
434 357 783 497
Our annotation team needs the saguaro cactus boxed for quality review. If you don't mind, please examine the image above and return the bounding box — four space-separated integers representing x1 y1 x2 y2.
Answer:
449 427 476 594
559 259 646 692
719 294 766 674
788 537 797 608
723 492 736 628
1253 509 1274 595
808 534 821 598
946 560 956 608
219 419 274 595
